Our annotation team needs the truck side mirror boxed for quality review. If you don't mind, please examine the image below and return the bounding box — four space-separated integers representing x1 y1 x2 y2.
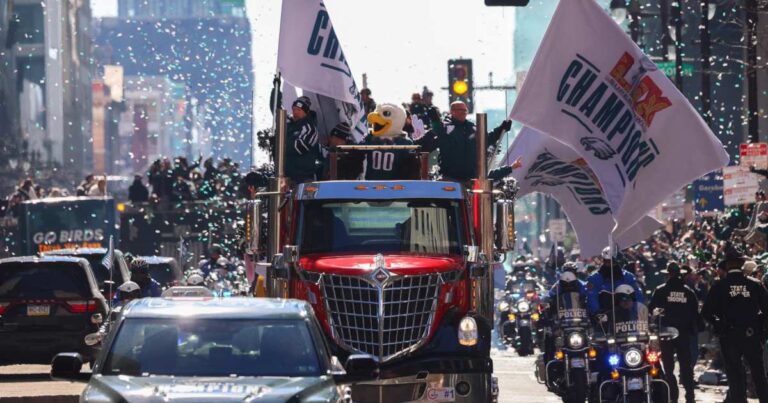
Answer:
464 246 479 263
246 200 263 256
283 245 299 263
494 200 515 253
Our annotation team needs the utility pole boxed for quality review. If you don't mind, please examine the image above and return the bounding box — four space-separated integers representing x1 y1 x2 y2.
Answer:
672 0 683 89
700 0 712 127
746 0 759 142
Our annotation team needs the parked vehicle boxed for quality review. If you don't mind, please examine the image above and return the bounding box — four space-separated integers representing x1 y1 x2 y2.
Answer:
137 256 182 289
0 256 108 364
52 298 373 402
43 248 131 299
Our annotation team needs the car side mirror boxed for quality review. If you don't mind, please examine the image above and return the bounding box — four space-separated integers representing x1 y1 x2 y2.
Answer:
494 200 515 253
344 354 377 378
50 353 90 382
84 332 103 347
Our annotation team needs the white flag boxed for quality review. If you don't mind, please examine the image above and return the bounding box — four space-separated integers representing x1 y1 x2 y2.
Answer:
509 0 729 237
278 0 366 143
502 127 661 257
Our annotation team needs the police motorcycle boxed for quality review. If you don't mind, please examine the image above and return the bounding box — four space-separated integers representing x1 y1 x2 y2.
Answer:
592 285 674 403
84 281 143 352
537 271 596 403
499 270 545 355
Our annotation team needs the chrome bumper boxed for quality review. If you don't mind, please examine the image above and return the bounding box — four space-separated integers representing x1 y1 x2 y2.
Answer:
351 372 496 403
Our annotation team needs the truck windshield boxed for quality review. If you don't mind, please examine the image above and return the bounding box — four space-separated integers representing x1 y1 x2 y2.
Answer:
299 199 465 255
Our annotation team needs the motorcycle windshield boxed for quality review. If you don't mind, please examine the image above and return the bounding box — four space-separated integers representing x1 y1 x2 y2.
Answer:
554 291 588 326
611 302 650 340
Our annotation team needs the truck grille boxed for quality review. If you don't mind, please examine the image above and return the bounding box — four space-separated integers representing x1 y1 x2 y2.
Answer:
322 273 442 362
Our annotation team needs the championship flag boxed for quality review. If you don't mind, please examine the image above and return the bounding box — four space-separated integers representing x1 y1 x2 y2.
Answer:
277 0 367 143
502 127 662 257
509 0 729 237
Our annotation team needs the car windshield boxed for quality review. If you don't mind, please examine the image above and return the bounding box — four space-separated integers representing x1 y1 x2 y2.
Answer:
102 318 323 377
299 199 465 255
147 263 176 287
0 262 90 299
78 254 125 286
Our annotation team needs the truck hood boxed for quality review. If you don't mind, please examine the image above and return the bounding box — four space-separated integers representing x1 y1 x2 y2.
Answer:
84 375 337 402
299 254 464 276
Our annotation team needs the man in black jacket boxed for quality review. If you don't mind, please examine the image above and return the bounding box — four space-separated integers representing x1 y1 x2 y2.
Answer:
128 175 149 203
649 262 698 403
416 101 514 182
702 247 768 403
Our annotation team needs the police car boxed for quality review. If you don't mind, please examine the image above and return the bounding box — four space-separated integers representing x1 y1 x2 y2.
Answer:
51 298 374 402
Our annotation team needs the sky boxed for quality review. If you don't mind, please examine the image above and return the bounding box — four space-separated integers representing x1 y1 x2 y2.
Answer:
91 0 517 132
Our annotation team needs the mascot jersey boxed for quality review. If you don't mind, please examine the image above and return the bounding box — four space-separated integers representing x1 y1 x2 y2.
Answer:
363 136 414 180
365 103 419 180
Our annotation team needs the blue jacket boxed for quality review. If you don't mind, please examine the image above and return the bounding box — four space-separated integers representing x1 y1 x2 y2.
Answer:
547 280 587 301
586 269 643 315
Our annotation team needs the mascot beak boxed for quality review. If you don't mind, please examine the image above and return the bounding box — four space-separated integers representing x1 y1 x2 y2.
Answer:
367 112 392 137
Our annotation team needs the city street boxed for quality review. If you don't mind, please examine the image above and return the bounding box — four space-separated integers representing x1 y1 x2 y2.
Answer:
0 349 746 403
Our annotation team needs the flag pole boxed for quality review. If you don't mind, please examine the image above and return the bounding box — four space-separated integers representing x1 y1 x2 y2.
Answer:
609 234 616 337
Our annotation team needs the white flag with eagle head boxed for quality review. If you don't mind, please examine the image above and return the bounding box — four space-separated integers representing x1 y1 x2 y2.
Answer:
509 0 729 237
502 127 661 258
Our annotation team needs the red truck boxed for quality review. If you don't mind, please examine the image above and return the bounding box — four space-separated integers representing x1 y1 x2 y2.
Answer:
246 112 515 402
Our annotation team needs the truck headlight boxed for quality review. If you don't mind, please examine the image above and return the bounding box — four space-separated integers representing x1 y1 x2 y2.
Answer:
517 301 530 313
498 301 510 312
458 316 478 347
624 348 643 368
567 332 585 349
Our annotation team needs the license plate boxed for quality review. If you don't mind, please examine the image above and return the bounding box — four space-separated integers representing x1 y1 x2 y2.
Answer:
571 358 585 368
27 305 50 317
426 387 455 402
627 377 643 391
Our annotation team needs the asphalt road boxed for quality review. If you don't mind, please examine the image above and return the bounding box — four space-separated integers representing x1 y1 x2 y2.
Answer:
0 351 749 403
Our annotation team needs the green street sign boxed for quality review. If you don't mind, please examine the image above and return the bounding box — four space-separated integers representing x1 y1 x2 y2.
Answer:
656 61 694 78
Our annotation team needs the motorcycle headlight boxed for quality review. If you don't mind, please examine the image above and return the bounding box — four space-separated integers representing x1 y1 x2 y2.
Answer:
567 332 585 349
624 348 643 368
517 301 530 313
498 301 510 312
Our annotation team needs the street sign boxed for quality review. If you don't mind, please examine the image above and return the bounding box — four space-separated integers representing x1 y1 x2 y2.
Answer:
655 189 686 221
655 61 694 78
739 142 768 169
693 171 725 212
723 166 761 206
548 218 567 242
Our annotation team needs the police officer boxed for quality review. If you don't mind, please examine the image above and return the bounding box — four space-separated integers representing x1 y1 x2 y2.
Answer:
702 247 768 403
649 262 698 403
416 101 514 182
542 266 587 362
285 96 319 185
114 259 161 303
587 247 644 316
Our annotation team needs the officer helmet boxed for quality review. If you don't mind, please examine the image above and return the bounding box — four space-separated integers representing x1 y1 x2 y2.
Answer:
601 247 613 260
615 284 635 301
117 281 141 300
560 271 577 283
186 274 205 286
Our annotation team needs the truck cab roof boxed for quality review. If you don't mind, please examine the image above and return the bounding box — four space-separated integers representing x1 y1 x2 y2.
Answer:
296 180 465 200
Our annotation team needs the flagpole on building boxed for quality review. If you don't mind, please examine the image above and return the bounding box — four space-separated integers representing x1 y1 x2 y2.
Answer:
609 234 616 337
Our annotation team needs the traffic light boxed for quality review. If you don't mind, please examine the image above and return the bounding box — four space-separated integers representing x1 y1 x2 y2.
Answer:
448 59 473 112
484 0 530 6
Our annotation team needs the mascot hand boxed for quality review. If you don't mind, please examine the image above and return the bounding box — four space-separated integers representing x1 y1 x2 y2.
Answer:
411 115 426 141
